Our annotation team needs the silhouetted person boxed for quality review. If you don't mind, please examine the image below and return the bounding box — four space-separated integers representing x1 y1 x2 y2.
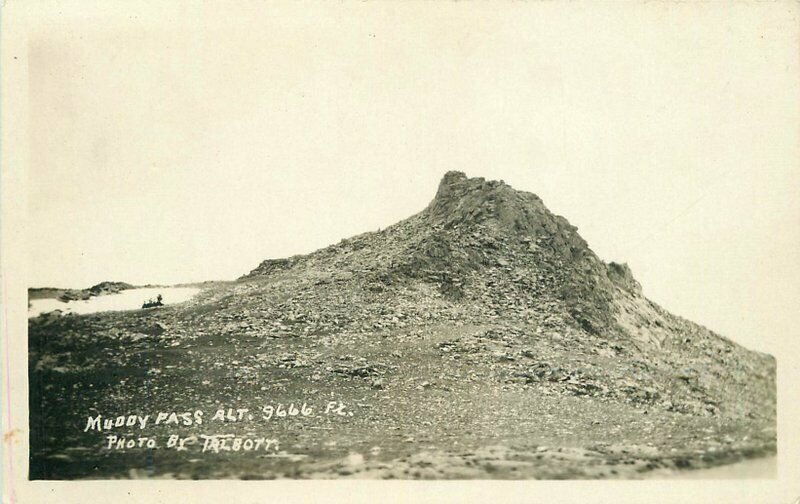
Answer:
142 294 164 309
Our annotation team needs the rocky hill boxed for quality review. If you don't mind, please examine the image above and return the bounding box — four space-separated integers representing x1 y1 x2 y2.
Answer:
29 281 135 302
242 171 774 419
29 172 776 479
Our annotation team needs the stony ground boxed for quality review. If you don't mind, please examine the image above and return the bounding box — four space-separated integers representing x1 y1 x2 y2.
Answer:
27 279 776 480
28 172 776 479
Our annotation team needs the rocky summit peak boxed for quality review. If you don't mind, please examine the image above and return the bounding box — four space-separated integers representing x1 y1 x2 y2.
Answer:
439 170 469 186
246 172 613 327
426 171 547 232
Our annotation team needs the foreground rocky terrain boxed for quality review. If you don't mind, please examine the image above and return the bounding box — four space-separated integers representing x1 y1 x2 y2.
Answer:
28 172 776 479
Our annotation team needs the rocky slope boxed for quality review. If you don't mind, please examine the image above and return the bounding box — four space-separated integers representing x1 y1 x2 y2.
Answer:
28 172 776 479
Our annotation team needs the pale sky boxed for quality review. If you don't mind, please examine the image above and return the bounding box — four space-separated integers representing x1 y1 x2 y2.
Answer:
19 2 799 353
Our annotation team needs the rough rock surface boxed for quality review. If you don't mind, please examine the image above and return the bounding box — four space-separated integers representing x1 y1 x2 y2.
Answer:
29 172 775 479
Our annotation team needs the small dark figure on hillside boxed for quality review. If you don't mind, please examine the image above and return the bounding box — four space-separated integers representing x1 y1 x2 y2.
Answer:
142 294 163 309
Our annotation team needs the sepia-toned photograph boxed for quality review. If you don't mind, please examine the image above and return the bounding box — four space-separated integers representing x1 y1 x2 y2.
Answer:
3 1 799 502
